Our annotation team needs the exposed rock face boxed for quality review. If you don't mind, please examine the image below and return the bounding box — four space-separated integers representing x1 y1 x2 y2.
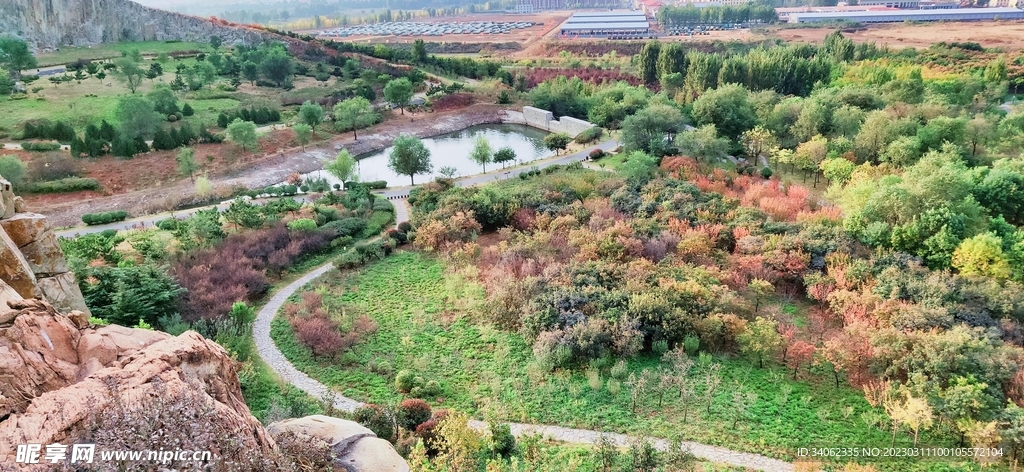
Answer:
0 299 275 461
0 179 88 314
268 415 411 472
1 0 278 51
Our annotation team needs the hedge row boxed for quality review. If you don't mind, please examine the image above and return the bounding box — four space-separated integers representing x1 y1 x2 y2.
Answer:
82 210 128 225
574 126 604 144
25 177 101 194
345 180 387 190
21 141 61 152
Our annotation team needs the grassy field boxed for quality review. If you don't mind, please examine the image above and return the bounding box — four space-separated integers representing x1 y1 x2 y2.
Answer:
271 252 966 469
34 41 211 67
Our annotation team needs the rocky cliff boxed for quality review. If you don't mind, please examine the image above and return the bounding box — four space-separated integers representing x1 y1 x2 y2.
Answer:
0 299 276 465
0 299 411 471
0 0 277 50
0 176 88 315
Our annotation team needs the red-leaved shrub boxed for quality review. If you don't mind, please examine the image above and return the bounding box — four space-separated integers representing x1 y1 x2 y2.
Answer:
173 225 335 320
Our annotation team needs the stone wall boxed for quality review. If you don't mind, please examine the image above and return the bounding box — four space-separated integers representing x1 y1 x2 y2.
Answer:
521 106 596 138
1 0 277 50
0 176 88 314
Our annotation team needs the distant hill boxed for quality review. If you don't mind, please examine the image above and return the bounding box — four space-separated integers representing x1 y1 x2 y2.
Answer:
0 0 276 50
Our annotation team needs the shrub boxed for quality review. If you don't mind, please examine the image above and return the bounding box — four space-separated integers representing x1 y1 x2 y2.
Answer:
610 359 628 380
397 399 432 431
607 378 622 395
287 218 318 231
0 155 27 189
353 404 397 443
82 210 129 225
395 370 416 393
29 154 79 181
490 422 517 457
173 225 335 320
684 335 700 355
589 149 605 160
575 126 604 144
364 180 388 189
291 314 343 357
21 141 61 152
372 199 394 212
322 217 367 238
24 177 101 194
760 166 773 179
156 218 180 231
397 221 413 233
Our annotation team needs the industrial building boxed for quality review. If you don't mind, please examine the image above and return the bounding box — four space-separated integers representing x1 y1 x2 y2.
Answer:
559 10 651 36
857 0 920 9
788 7 1024 22
514 0 623 13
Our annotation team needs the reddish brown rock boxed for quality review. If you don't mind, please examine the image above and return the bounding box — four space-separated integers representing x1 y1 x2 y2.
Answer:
0 300 275 462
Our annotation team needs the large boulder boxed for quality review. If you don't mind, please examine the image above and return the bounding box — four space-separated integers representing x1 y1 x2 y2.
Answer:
0 227 39 299
0 299 275 461
268 415 410 472
37 272 89 313
1 212 68 275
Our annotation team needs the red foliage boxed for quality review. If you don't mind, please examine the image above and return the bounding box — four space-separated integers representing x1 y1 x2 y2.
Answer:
786 340 816 378
173 225 334 321
520 67 640 88
292 315 344 357
432 93 474 111
510 207 537 232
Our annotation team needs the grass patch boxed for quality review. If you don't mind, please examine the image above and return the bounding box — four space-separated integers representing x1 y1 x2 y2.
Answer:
35 41 211 67
270 252 958 469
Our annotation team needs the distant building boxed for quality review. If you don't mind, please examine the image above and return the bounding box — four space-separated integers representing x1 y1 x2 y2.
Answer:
857 0 920 9
514 0 625 12
560 10 651 36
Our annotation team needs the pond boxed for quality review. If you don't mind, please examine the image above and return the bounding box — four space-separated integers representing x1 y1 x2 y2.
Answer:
305 124 551 188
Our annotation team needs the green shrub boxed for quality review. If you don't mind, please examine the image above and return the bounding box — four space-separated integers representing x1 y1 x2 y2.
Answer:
395 370 416 393
760 166 773 179
0 155 27 189
653 339 669 356
610 360 628 380
82 210 129 225
372 199 394 212
353 404 397 443
397 221 413 233
364 180 387 189
490 422 517 457
21 141 61 152
156 218 180 231
574 126 604 144
287 218 318 231
24 177 101 194
335 251 365 270
322 217 367 238
684 335 700 356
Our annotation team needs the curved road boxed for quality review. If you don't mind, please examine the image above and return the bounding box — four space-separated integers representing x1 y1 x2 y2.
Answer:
251 197 794 472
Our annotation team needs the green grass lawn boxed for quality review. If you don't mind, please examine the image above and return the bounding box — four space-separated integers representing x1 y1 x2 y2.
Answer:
271 252 970 470
34 41 211 67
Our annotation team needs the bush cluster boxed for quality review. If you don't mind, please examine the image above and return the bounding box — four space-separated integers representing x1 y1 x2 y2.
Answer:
574 126 604 144
345 180 388 190
217 107 281 128
393 369 441 398
25 177 101 194
20 141 61 152
82 210 129 225
173 225 336 320
21 119 75 142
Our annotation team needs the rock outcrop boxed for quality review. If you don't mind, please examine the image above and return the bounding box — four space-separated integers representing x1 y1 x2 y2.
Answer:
268 415 411 472
0 176 88 314
1 0 278 51
0 299 276 462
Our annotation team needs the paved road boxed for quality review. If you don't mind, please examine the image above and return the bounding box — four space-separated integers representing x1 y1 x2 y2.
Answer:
55 140 618 238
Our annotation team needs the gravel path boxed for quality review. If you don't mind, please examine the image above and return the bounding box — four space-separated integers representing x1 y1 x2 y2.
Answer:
252 195 793 472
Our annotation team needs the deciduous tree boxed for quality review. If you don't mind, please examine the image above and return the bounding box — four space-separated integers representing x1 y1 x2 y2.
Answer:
388 134 432 185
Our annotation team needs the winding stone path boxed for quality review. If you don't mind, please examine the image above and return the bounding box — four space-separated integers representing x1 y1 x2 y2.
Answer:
252 198 794 472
